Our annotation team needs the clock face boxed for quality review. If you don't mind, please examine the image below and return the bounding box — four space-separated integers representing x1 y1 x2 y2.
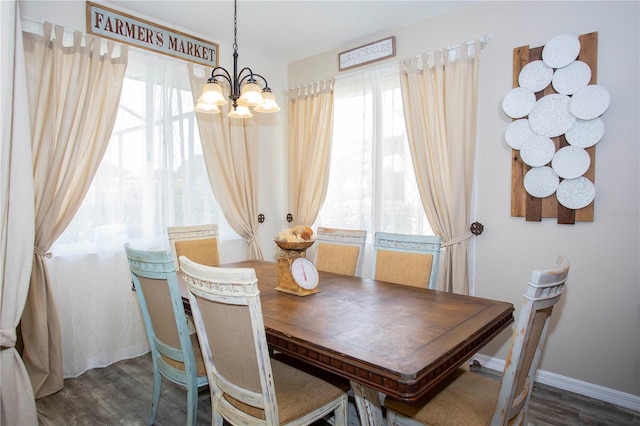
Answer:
290 258 319 290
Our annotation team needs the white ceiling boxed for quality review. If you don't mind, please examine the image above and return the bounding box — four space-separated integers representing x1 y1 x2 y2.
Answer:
106 0 474 63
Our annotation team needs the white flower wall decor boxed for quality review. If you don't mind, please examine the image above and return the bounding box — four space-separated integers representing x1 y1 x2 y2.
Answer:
503 32 606 223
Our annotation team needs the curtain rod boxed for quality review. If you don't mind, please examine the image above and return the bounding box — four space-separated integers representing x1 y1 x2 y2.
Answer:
21 15 125 56
21 15 79 37
447 34 492 51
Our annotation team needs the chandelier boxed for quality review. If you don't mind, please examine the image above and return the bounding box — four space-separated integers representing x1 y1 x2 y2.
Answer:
194 0 280 118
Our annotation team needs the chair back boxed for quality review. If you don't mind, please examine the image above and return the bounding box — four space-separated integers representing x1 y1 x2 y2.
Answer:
124 243 202 388
167 224 220 269
493 255 570 425
179 257 279 424
373 232 442 289
314 227 367 276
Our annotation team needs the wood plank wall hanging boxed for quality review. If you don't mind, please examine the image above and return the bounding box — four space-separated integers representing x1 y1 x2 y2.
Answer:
503 32 608 224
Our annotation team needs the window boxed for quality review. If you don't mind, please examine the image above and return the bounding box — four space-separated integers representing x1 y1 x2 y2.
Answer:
315 63 432 276
53 49 236 255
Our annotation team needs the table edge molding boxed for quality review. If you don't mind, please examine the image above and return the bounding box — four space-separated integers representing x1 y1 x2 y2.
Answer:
266 311 513 401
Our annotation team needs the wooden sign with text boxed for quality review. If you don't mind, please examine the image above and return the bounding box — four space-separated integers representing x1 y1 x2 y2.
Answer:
339 36 396 71
86 1 218 68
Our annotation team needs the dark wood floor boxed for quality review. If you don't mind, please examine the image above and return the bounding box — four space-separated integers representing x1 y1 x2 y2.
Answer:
36 353 639 426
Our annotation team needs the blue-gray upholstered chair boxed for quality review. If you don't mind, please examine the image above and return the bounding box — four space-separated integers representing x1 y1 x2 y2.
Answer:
124 243 208 426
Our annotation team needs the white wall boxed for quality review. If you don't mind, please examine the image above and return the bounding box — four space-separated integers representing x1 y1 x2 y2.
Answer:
289 1 640 401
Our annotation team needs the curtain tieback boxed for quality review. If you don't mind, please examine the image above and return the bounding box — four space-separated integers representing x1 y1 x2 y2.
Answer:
34 246 52 258
442 231 472 248
246 236 256 246
0 328 17 350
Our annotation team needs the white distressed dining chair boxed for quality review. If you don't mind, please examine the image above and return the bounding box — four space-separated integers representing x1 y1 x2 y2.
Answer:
124 243 208 426
384 255 570 426
167 224 220 270
179 256 350 426
372 232 442 289
313 227 367 276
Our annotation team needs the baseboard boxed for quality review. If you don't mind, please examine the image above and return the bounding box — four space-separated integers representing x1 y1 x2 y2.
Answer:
470 354 640 412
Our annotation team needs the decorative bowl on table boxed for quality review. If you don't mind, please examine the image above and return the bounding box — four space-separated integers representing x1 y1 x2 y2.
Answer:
274 239 315 251
274 226 315 251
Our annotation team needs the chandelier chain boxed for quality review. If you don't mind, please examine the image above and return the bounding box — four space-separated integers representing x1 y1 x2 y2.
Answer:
233 0 238 51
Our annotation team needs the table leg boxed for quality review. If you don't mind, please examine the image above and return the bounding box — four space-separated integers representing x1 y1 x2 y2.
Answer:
350 381 384 426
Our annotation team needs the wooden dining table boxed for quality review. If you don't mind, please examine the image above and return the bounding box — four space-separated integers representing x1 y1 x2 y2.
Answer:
180 259 514 426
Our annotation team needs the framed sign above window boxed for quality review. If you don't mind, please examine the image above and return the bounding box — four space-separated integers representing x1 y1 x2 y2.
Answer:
86 1 218 68
338 36 396 71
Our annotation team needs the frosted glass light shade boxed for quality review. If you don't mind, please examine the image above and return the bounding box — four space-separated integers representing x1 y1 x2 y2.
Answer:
238 82 264 106
254 91 280 113
228 105 253 118
194 100 221 114
200 82 228 106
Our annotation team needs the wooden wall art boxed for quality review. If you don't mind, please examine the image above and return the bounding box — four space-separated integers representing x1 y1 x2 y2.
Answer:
502 32 608 224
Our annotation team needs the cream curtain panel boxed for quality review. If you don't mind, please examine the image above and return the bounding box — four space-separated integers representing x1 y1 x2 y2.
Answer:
399 40 481 295
188 64 263 260
287 79 335 226
0 2 38 424
21 23 128 397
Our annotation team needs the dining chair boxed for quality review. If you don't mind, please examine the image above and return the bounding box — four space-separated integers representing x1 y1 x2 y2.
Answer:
179 256 350 426
313 227 367 276
372 232 442 289
167 224 220 270
124 244 208 426
384 255 570 426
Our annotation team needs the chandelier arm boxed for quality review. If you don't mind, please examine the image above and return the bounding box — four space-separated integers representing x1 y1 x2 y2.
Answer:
238 71 272 91
237 67 255 82
250 73 271 91
209 66 232 86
